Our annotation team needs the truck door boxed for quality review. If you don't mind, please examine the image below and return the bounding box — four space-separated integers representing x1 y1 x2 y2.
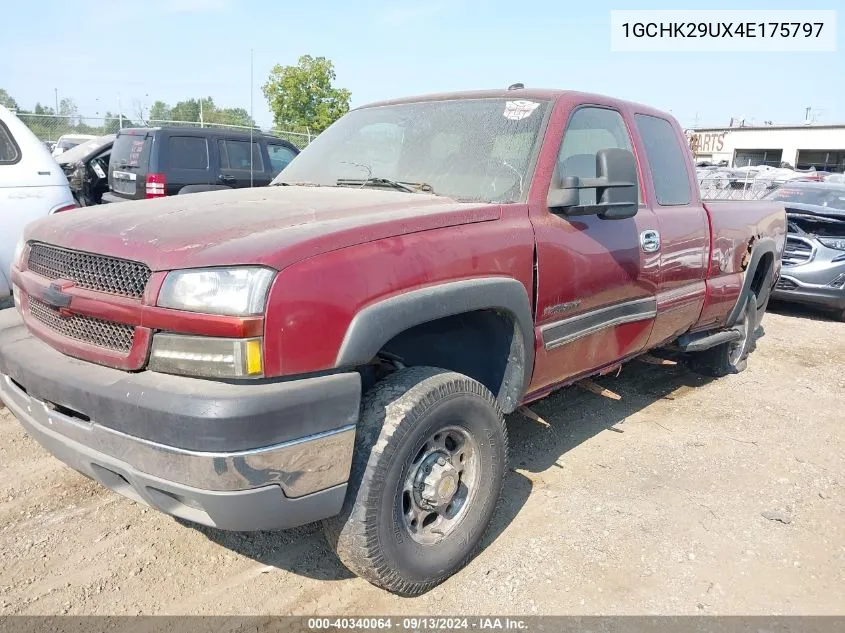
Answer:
217 138 271 188
633 114 709 348
529 105 661 393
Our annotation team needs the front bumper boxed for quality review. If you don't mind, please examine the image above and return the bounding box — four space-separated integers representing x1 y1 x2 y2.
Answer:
773 272 845 311
0 310 361 531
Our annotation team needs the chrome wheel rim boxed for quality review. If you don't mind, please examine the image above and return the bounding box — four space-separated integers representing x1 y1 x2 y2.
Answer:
401 425 480 545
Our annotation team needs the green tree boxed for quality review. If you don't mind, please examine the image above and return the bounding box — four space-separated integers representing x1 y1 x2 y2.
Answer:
0 89 19 111
206 107 255 128
148 100 171 121
102 112 124 134
263 55 350 133
168 98 198 122
58 97 78 118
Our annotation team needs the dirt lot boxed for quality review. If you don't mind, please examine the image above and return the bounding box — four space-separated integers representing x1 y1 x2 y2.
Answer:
1 305 843 616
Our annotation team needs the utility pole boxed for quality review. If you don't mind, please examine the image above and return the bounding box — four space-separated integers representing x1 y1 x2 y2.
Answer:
118 93 123 129
54 88 59 114
249 48 254 188
199 98 204 127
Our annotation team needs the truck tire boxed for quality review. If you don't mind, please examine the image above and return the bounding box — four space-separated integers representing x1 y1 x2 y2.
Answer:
323 366 508 596
689 291 758 377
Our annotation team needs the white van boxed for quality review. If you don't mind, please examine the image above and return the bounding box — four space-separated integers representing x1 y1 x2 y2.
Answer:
0 105 75 305
51 134 97 158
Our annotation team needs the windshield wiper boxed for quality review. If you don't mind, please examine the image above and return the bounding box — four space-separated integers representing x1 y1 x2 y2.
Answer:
338 161 435 194
337 177 435 194
272 180 324 187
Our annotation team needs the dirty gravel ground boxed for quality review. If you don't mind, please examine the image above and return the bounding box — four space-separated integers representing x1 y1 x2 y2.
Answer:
0 305 843 616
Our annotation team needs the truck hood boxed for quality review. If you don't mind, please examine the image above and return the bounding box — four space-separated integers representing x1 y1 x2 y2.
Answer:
24 186 500 271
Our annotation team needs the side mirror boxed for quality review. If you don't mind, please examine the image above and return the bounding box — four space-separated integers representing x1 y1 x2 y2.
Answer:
547 147 639 220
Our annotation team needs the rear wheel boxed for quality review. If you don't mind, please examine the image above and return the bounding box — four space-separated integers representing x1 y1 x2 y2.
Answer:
689 292 758 377
323 366 507 596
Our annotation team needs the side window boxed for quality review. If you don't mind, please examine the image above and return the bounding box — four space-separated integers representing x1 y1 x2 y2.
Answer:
0 122 21 164
220 140 264 171
267 144 296 175
555 107 637 205
168 136 208 170
635 114 692 206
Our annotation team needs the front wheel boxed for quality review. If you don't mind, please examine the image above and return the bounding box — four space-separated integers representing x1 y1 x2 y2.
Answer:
689 291 758 377
323 367 508 596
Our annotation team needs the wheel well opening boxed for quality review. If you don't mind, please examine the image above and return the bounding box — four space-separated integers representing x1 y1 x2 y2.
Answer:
750 252 774 298
369 310 523 412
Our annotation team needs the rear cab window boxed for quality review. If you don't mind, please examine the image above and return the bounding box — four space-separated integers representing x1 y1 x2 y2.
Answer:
634 114 692 206
0 121 21 164
169 136 209 170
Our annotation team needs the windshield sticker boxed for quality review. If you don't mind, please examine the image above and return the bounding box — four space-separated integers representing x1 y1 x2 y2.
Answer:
503 100 540 121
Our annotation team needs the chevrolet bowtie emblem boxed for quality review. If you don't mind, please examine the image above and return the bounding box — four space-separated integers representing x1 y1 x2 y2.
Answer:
42 283 73 310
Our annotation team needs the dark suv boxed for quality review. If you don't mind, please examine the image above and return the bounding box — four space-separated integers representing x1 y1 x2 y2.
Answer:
102 127 299 202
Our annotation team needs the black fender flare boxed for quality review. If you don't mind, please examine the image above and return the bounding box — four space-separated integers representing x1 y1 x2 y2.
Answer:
726 236 778 327
177 184 233 195
335 277 535 413
0 269 10 301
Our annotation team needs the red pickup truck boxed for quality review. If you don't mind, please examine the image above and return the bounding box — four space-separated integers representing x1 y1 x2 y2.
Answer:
0 88 785 595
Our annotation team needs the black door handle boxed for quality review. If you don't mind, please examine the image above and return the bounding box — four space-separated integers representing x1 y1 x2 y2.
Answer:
219 174 236 183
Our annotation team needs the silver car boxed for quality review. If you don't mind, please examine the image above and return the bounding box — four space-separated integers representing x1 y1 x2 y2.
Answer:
766 181 845 321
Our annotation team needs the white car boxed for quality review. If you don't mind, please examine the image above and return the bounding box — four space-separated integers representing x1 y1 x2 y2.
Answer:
0 105 76 305
51 134 96 158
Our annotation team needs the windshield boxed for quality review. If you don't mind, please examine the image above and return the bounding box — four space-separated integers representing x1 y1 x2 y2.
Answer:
765 185 845 211
273 98 550 202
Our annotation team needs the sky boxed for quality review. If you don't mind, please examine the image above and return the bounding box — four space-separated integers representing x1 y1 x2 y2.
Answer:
1 0 842 130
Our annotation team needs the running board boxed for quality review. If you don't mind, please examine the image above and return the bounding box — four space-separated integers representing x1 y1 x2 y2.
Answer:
675 328 742 353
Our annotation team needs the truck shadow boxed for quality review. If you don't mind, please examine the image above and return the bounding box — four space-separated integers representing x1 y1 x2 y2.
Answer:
186 352 722 586
184 471 533 583
767 299 840 323
503 354 717 482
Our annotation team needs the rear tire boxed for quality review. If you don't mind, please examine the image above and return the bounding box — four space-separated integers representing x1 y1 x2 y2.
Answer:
323 366 507 596
689 292 758 377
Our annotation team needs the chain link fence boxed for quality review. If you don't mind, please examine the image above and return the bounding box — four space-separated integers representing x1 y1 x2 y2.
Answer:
16 113 315 149
697 168 822 201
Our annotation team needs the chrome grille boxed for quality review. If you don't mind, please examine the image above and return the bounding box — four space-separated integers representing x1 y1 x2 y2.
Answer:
27 243 151 299
29 297 135 353
782 237 813 267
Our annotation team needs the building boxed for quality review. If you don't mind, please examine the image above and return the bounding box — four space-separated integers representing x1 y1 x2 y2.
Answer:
686 124 845 172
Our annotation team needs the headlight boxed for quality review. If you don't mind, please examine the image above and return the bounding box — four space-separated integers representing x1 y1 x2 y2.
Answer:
819 237 845 251
157 267 275 316
12 238 25 269
149 334 263 378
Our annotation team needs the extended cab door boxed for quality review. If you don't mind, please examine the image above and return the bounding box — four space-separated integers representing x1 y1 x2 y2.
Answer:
528 104 661 393
633 114 709 348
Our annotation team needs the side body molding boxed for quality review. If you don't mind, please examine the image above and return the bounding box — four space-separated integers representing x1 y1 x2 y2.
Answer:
335 277 535 413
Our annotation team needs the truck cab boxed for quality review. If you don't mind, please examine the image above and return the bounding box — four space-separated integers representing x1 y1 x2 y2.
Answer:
0 88 785 596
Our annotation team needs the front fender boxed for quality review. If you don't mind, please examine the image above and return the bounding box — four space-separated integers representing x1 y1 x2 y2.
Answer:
336 277 535 411
0 268 10 301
